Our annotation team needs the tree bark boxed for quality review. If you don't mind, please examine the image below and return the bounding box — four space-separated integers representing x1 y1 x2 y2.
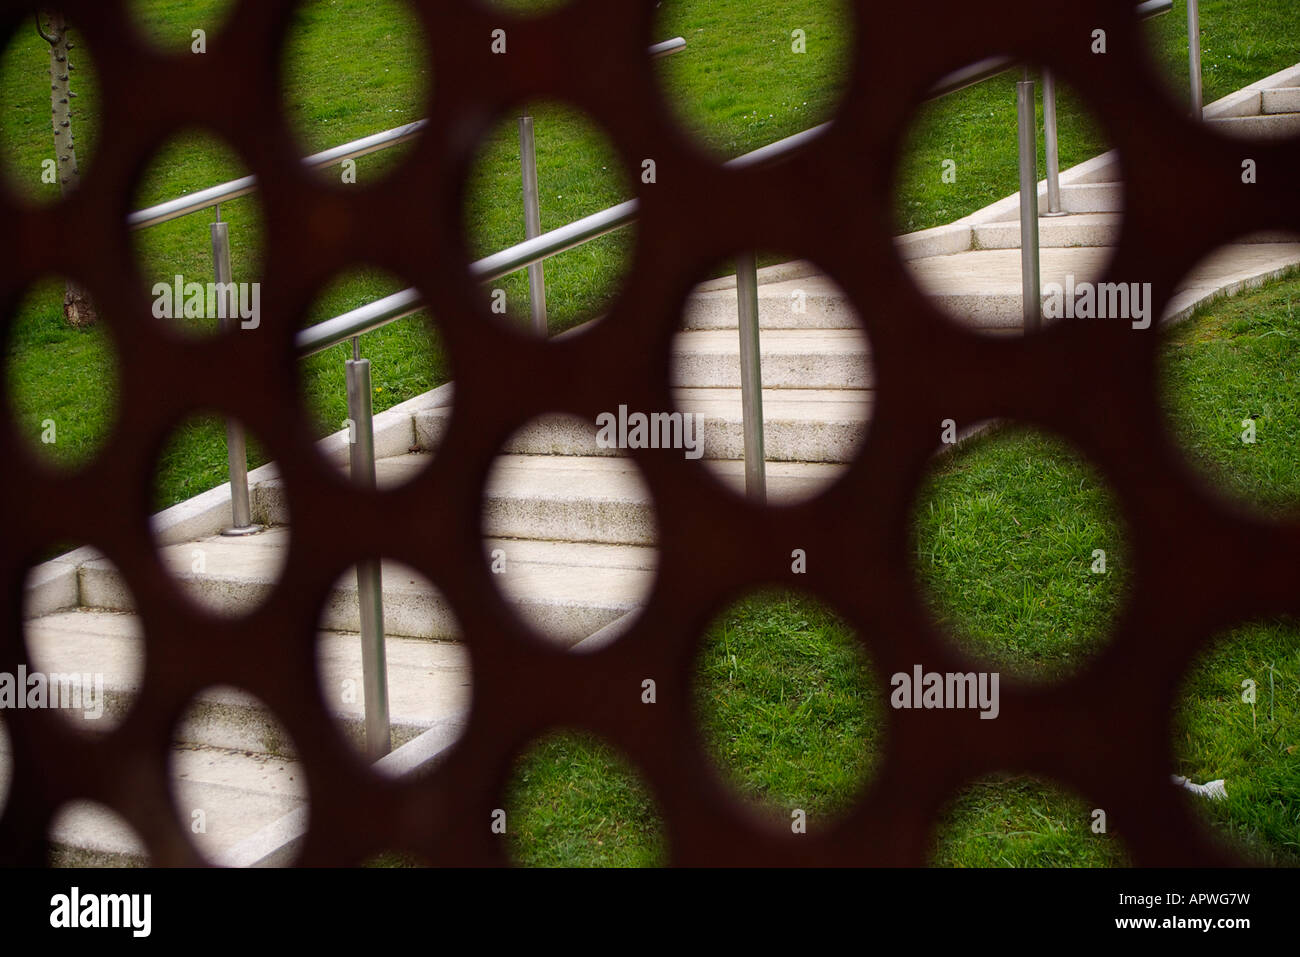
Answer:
42 10 96 328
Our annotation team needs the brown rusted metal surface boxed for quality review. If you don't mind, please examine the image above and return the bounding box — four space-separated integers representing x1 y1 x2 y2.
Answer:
1 0 1297 867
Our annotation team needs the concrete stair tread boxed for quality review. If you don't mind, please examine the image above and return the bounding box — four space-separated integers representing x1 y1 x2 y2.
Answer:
480 451 844 498
675 387 871 464
974 212 1123 249
2 744 307 866
44 804 149 866
905 242 1300 329
707 459 846 500
674 387 871 422
482 454 653 502
906 246 1112 297
991 182 1123 220
671 328 868 353
485 536 657 570
161 744 307 865
24 610 472 743
672 328 872 389
1260 87 1300 114
682 275 861 330
431 398 871 465
1207 112 1300 139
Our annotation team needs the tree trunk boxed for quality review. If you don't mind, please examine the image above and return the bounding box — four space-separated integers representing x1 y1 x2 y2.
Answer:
43 10 96 328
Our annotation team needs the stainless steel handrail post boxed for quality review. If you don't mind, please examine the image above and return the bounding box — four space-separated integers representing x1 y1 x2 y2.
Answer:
519 109 548 335
211 210 262 536
735 252 767 504
345 345 390 761
1016 70 1043 334
1042 70 1067 217
1187 0 1203 120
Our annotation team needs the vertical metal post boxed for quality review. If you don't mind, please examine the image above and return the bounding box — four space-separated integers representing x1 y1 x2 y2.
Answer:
1016 70 1042 333
1042 70 1066 217
211 212 261 536
1187 0 1203 120
735 252 767 504
518 110 548 335
345 350 390 760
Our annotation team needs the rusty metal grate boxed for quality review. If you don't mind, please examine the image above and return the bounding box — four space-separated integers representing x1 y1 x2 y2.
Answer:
2 0 1298 866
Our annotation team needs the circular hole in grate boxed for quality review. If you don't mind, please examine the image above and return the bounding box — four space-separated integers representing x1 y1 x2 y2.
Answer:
911 425 1131 685
48 800 150 867
670 252 872 504
3 275 118 471
130 129 266 341
127 0 238 55
651 0 855 162
891 63 1127 337
461 100 639 338
481 413 659 650
149 413 287 619
691 587 885 832
503 730 667 867
1158 238 1300 520
927 774 1133 867
1172 617 1300 866
21 548 143 733
298 267 451 488
0 12 100 206
169 685 309 866
314 561 472 769
280 0 431 184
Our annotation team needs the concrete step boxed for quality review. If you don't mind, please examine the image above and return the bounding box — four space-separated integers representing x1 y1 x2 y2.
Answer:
680 276 862 330
0 742 308 866
905 241 1300 330
41 531 659 651
705 458 847 501
170 744 307 866
905 246 1112 328
674 387 870 463
420 393 870 464
23 609 472 751
987 183 1123 223
1056 182 1123 214
973 212 1122 250
480 454 655 545
1208 112 1300 140
1261 87 1300 115
47 800 150 867
485 538 657 644
671 329 872 389
481 452 846 543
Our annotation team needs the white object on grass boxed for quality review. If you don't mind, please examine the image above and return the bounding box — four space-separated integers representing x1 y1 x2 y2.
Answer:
1171 775 1228 800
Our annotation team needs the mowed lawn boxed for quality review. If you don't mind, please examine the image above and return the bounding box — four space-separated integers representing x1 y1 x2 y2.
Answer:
2 0 1298 866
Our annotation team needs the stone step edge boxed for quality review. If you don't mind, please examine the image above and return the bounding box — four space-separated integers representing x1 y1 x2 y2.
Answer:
31 667 460 756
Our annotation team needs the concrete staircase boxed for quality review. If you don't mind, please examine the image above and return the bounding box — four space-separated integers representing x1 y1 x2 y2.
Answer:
897 65 1300 329
8 64 1300 867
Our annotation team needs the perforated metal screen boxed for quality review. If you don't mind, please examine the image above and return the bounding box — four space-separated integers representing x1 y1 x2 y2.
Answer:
2 0 1298 866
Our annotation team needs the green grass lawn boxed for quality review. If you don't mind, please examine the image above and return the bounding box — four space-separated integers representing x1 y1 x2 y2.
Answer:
914 429 1130 684
2 0 1297 866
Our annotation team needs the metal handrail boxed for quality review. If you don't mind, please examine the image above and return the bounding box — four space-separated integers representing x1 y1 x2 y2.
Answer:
127 121 428 230
126 36 688 232
299 0 1178 357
